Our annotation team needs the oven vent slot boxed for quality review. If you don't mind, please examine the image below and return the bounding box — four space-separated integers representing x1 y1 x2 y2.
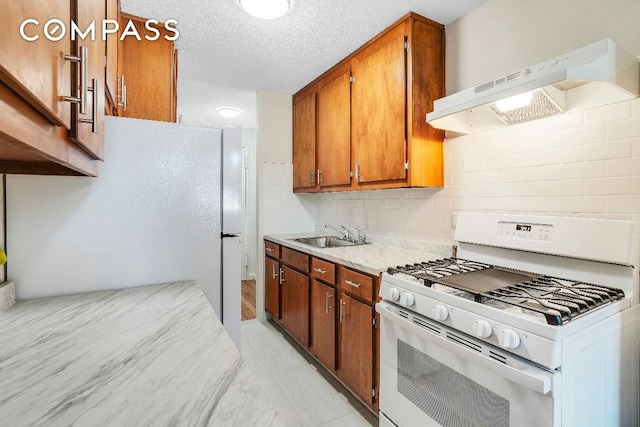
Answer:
398 309 410 319
412 317 441 335
489 351 507 365
446 332 482 353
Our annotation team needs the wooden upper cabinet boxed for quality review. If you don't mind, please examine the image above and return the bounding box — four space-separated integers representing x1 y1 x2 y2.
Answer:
118 14 177 122
68 0 106 160
0 2 72 130
352 24 407 184
317 69 352 188
292 92 316 190
105 0 120 116
0 0 103 176
292 12 444 192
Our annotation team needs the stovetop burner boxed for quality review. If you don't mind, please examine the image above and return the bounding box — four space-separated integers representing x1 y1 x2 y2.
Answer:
387 258 625 326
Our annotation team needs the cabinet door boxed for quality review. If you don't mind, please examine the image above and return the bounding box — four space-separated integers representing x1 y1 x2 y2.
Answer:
338 294 374 407
310 280 336 370
352 24 407 183
68 0 106 160
292 92 316 190
317 71 351 187
118 15 176 122
281 266 309 347
265 256 280 319
105 0 119 115
1 1 72 129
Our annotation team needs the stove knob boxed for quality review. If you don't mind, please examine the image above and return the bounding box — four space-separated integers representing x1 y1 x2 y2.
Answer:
387 287 400 302
432 304 449 321
498 329 521 349
472 320 492 338
399 292 415 308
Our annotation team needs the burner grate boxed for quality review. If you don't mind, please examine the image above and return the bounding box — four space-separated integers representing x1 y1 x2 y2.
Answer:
481 277 625 326
387 258 626 326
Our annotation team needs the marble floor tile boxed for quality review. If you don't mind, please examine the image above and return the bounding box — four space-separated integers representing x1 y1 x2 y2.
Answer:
240 319 376 427
243 334 309 379
272 364 354 426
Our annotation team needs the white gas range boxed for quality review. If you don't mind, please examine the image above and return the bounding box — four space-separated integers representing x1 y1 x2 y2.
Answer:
377 213 640 427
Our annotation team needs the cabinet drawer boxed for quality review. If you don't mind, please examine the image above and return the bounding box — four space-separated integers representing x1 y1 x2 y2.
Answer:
265 240 280 258
281 246 310 273
311 258 336 285
339 267 374 302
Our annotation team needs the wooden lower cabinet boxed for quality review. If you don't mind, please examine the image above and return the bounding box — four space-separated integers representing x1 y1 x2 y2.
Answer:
310 279 336 370
265 255 280 319
337 293 375 408
264 240 379 412
280 265 310 347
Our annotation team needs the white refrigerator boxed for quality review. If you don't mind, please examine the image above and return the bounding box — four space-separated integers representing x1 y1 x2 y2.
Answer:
6 116 243 348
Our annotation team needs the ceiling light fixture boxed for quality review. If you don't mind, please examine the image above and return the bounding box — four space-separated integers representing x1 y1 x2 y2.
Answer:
215 106 244 118
239 0 292 20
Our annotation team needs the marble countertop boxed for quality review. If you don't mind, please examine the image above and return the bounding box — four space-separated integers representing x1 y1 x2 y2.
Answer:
0 281 280 427
265 232 454 276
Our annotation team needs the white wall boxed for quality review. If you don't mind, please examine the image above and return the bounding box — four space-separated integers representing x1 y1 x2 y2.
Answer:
445 0 640 93
256 90 317 320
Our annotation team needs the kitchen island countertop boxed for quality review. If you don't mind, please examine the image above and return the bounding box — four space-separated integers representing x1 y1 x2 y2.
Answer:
0 281 280 426
265 232 453 276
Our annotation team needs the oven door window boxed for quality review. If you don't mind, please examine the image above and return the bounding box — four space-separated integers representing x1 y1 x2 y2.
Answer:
398 339 509 426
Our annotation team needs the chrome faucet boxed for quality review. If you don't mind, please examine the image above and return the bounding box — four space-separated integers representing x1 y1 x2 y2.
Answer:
325 224 350 241
340 226 351 242
354 226 366 243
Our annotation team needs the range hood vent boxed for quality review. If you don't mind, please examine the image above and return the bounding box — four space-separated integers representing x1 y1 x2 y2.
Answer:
427 39 639 134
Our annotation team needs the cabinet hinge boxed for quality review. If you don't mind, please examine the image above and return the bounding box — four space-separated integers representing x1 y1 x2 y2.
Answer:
405 162 409 171
350 75 354 84
350 171 353 178
372 316 377 328
404 37 409 51
372 386 377 399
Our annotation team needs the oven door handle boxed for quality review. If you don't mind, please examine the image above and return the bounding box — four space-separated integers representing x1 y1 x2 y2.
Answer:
376 302 554 395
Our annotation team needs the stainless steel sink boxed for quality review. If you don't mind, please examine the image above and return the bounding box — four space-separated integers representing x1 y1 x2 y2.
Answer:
291 236 369 248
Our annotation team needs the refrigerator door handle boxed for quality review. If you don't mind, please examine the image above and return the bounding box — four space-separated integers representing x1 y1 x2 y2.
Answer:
221 232 240 238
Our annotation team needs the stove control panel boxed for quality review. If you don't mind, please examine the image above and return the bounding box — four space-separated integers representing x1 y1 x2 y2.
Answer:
497 221 553 242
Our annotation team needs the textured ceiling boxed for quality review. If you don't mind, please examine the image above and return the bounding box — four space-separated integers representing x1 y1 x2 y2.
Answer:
120 0 486 95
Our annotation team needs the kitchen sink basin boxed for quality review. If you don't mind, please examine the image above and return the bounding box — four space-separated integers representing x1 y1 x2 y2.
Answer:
291 236 369 248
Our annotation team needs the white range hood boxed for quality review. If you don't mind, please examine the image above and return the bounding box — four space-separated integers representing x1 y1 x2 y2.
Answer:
427 39 640 134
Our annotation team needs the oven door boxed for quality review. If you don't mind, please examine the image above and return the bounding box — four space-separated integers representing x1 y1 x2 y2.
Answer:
377 301 560 427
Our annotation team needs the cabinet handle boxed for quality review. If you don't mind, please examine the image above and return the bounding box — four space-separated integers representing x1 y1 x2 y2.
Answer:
317 169 322 184
345 280 361 289
355 162 361 181
266 247 274 253
339 298 346 323
116 74 127 111
64 46 87 114
272 264 277 280
80 78 97 133
279 267 285 285
309 170 314 186
313 267 326 275
325 292 333 313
